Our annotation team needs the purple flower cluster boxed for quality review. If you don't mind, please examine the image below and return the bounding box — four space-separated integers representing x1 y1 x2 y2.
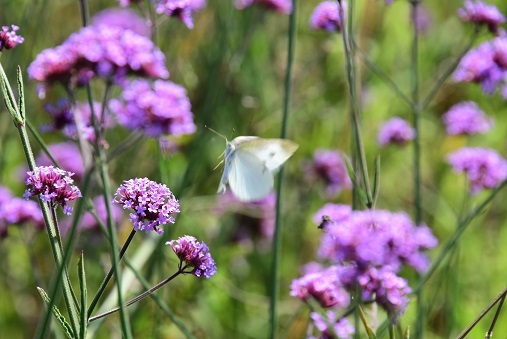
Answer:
113 178 180 234
357 267 411 317
447 147 507 194
290 265 350 308
24 166 82 215
109 79 196 137
154 0 207 29
310 1 346 33
0 186 44 238
0 25 24 51
458 0 505 35
215 191 275 248
167 235 217 278
307 149 352 198
35 142 85 182
309 312 355 339
454 37 507 98
42 100 115 143
377 117 416 147
234 0 292 14
28 24 168 98
91 8 150 37
442 101 493 135
313 203 352 231
291 207 437 322
318 209 437 273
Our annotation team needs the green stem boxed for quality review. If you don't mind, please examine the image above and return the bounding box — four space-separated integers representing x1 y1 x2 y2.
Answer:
415 178 507 291
269 1 297 338
421 27 479 110
339 0 373 209
89 266 184 322
17 123 81 337
37 170 93 338
87 229 137 319
409 1 424 337
96 150 132 337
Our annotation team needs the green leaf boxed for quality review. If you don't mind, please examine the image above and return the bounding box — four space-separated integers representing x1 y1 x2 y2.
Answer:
78 252 87 339
37 287 75 339
371 155 381 209
16 66 25 121
343 157 368 206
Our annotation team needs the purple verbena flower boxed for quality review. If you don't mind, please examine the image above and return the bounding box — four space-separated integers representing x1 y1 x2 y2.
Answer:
318 209 437 273
290 265 351 308
167 235 217 278
447 147 507 194
458 0 505 35
307 149 352 198
92 8 151 37
113 178 179 234
0 186 44 238
109 79 196 137
377 117 415 147
454 37 507 97
234 0 292 14
357 266 411 318
310 1 346 33
42 100 115 143
309 312 355 339
28 25 168 97
313 203 352 231
0 25 24 51
24 166 82 215
35 142 85 182
154 0 207 29
442 101 493 135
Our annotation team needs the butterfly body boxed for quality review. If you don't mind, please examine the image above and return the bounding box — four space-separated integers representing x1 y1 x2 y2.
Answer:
217 136 298 202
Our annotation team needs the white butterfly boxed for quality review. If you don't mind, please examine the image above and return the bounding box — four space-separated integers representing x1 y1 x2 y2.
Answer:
216 136 299 202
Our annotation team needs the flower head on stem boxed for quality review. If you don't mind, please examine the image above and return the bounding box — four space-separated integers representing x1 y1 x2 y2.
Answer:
24 166 82 215
0 25 24 51
113 178 180 234
167 235 217 278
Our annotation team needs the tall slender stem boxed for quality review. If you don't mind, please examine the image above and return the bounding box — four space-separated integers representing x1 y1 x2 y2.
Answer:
269 0 297 337
409 1 424 337
339 0 373 210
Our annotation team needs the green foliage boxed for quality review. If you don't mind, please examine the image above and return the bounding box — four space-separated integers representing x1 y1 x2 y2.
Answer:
1 0 507 338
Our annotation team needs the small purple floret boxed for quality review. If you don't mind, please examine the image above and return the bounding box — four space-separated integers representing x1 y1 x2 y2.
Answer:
377 117 415 147
113 178 179 234
310 1 346 32
154 0 207 29
167 235 217 278
0 25 24 51
447 147 507 194
24 166 81 215
458 0 505 35
442 101 493 135
109 79 196 138
306 149 352 198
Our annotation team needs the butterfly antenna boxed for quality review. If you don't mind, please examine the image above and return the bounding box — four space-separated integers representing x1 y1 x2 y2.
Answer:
204 125 227 141
212 159 224 171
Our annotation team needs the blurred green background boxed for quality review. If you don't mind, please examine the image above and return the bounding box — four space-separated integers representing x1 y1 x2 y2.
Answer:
1 0 507 338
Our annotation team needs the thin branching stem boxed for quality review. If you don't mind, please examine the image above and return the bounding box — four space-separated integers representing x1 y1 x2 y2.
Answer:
88 266 184 322
457 286 507 339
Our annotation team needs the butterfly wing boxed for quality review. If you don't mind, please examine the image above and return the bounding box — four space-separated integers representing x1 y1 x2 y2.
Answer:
227 149 274 202
235 138 299 172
